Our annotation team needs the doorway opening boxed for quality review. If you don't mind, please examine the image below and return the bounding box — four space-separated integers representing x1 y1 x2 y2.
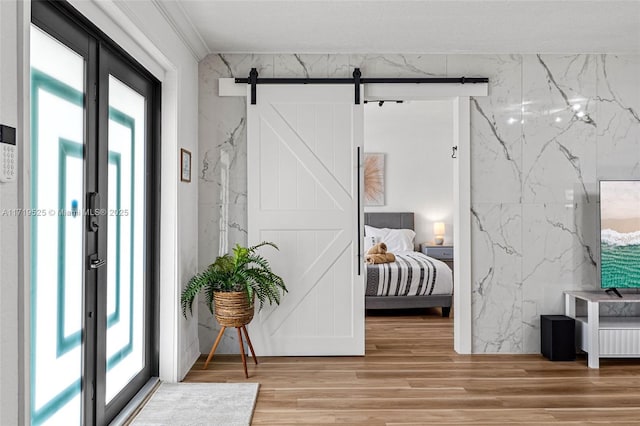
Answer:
363 100 456 344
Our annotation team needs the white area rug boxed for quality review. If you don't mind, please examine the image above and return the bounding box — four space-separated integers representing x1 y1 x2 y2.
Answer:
130 382 259 426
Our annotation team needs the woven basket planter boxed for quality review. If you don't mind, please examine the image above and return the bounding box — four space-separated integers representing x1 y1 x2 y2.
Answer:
213 291 255 327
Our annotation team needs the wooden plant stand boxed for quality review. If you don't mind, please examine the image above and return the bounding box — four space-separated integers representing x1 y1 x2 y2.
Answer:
204 291 259 378
203 325 257 378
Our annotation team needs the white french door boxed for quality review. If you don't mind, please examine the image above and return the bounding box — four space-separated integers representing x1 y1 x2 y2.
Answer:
247 85 364 356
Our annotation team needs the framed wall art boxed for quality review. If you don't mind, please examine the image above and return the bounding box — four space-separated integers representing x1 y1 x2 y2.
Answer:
364 153 385 206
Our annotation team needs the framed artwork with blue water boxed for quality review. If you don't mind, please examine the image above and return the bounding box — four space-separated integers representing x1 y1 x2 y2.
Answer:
600 180 640 294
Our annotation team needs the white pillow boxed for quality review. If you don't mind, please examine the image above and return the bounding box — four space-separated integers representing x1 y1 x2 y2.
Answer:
363 234 380 253
364 225 416 252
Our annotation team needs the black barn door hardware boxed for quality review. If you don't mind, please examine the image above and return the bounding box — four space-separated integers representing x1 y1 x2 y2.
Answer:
237 68 489 105
249 68 258 106
451 146 458 159
364 100 404 106
353 68 361 104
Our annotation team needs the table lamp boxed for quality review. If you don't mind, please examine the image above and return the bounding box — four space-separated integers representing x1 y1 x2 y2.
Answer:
433 222 445 245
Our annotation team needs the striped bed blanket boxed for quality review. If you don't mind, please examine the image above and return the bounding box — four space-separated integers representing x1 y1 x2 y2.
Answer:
365 251 453 297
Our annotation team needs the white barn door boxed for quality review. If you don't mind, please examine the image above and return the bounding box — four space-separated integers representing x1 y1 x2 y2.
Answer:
247 85 364 356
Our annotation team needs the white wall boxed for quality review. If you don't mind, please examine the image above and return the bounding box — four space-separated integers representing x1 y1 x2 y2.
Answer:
0 2 21 423
364 100 454 246
1 0 200 423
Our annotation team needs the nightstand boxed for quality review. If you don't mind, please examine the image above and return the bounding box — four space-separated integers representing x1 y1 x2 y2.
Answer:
420 244 454 270
421 244 454 317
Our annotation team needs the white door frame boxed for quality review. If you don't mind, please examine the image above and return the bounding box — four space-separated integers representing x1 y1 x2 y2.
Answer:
220 78 488 354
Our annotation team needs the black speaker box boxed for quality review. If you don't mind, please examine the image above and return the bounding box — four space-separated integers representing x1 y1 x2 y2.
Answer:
541 315 576 361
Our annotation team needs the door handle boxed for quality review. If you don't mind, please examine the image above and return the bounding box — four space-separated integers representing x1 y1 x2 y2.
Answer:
357 146 362 276
87 192 100 232
89 256 106 269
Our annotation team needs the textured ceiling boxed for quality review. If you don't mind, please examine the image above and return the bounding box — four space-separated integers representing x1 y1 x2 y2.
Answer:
175 0 640 54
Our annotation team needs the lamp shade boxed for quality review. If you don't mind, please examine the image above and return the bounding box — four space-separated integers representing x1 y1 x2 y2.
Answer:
433 222 445 236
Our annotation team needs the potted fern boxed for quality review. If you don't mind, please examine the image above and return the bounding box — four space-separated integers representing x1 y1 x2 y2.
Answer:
181 242 287 325
181 242 287 375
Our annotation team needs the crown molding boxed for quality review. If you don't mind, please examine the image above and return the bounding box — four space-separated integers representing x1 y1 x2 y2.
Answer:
151 0 210 61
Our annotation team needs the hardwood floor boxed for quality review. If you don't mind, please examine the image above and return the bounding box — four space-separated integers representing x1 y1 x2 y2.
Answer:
184 310 640 424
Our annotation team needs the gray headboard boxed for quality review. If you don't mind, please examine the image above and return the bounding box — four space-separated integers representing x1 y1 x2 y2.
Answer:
364 212 414 230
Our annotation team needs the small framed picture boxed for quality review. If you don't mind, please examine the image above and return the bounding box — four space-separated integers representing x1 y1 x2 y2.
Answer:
180 148 191 183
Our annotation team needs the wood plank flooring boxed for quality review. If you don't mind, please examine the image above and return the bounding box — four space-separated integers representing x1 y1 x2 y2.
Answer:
183 309 640 424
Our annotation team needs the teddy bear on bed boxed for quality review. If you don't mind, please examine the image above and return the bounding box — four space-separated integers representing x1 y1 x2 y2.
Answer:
366 242 396 264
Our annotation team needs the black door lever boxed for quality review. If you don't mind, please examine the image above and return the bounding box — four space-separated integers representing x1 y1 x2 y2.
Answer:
88 192 100 232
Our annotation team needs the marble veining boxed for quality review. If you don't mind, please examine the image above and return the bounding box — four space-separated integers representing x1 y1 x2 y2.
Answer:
275 54 325 77
536 55 596 127
597 55 639 123
545 214 596 269
198 53 640 355
522 54 597 205
216 53 233 78
350 54 446 77
293 54 310 78
471 98 522 194
448 55 523 204
471 203 523 353
595 55 640 179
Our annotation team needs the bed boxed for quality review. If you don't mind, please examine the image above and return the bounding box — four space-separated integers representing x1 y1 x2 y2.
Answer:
364 212 453 317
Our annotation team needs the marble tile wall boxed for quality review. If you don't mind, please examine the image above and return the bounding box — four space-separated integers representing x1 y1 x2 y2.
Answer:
198 53 640 354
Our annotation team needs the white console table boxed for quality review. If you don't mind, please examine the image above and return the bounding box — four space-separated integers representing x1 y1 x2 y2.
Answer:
564 291 640 368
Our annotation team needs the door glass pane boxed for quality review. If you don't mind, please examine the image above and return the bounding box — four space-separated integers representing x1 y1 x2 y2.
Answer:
105 75 147 403
30 25 85 426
